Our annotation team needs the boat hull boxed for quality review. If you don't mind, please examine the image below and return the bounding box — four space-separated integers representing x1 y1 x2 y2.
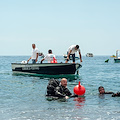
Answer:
114 58 120 63
11 63 82 75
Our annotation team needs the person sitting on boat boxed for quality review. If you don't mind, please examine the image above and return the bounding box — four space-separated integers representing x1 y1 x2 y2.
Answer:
40 49 57 63
98 86 114 94
27 44 40 64
65 45 82 63
39 52 45 58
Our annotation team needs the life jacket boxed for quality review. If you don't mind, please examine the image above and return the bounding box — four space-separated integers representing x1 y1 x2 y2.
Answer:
47 79 60 96
51 57 57 63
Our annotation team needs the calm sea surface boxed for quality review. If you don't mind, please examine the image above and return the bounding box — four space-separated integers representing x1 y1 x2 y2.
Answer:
0 56 120 120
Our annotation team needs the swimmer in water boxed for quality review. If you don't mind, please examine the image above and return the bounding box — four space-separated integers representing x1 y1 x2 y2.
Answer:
98 86 120 97
98 86 114 94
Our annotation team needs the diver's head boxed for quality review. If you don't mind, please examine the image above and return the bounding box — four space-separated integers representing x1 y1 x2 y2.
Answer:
61 78 67 87
98 86 105 94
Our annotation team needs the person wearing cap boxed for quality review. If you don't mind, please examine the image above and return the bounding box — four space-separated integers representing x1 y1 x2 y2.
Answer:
27 44 40 64
65 45 82 63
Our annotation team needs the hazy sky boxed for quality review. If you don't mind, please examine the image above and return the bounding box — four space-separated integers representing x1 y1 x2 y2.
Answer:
0 0 120 56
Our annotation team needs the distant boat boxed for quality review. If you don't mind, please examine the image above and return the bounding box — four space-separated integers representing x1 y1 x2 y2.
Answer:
110 55 116 58
105 59 109 63
114 50 120 63
11 63 82 75
86 53 93 57
63 54 80 60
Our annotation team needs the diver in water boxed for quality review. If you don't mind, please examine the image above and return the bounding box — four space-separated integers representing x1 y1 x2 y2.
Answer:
46 78 77 100
54 78 72 99
98 86 120 97
98 86 114 94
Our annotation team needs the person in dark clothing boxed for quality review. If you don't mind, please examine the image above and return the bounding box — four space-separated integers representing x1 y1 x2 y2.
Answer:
46 79 60 96
98 86 120 97
112 92 120 97
46 78 78 100
54 78 72 99
98 86 114 94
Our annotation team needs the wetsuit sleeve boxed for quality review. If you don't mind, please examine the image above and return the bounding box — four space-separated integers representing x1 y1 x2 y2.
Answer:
64 88 72 96
70 94 78 98
112 92 120 97
55 87 66 98
105 92 114 94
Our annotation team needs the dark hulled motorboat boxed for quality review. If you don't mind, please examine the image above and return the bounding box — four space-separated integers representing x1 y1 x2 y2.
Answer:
11 63 82 75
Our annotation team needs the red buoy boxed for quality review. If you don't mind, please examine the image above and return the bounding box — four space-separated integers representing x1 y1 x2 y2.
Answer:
73 81 86 96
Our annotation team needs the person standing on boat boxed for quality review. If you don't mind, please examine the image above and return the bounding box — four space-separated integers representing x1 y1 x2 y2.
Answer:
65 45 82 63
27 44 40 64
40 49 57 63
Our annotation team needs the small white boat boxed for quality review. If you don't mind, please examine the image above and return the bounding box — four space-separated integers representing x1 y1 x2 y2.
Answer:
114 50 120 63
86 53 93 57
110 55 116 58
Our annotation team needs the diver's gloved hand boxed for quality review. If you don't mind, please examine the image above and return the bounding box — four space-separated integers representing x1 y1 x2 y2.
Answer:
70 94 78 98
112 92 120 97
40 61 42 64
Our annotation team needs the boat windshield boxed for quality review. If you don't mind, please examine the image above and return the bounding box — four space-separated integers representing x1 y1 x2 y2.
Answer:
116 50 120 58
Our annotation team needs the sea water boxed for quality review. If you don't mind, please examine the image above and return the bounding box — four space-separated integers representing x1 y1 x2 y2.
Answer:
0 56 120 120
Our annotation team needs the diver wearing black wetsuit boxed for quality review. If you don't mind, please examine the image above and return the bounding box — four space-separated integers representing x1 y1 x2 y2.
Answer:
98 86 120 97
46 78 78 99
54 78 78 99
55 85 72 98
